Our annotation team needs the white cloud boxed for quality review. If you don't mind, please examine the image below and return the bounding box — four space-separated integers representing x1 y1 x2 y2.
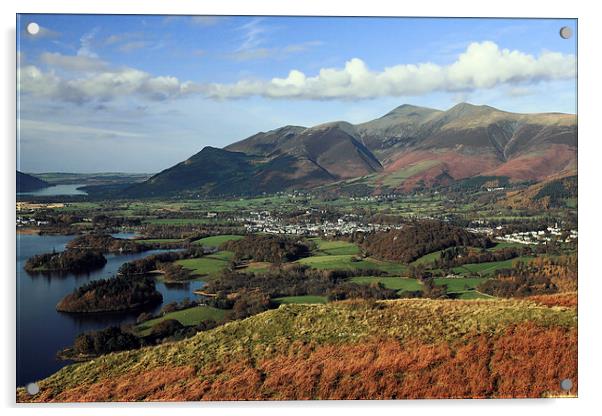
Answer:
206 41 576 100
103 32 164 53
77 27 99 58
237 18 267 51
18 59 190 104
19 41 576 105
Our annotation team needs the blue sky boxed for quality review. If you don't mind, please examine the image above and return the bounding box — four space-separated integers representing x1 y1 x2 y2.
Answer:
17 15 577 173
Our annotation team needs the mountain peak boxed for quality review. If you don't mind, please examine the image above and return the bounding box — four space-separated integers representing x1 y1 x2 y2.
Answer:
383 104 440 118
446 102 499 115
224 125 306 156
311 120 354 130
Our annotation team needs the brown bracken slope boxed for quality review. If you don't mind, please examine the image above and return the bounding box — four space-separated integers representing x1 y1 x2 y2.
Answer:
18 297 577 402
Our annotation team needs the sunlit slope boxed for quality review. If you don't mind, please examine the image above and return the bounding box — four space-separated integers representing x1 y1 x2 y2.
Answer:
123 103 576 197
18 296 577 402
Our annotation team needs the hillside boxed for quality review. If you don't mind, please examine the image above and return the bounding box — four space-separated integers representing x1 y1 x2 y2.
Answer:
124 103 576 197
499 174 578 210
224 125 306 156
124 147 259 198
363 103 576 191
125 123 383 197
16 171 51 192
18 296 576 402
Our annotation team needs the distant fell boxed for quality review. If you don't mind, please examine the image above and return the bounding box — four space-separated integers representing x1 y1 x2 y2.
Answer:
17 171 51 192
123 102 576 197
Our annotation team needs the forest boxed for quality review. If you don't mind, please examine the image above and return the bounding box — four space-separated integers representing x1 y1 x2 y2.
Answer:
430 246 528 270
56 275 162 313
360 220 493 263
24 249 106 274
67 234 149 253
71 327 140 357
478 255 577 297
221 235 311 263
118 247 206 282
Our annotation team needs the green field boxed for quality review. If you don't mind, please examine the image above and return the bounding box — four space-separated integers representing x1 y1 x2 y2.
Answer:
135 238 185 244
350 276 422 292
455 291 492 300
239 261 272 274
273 295 328 305
177 251 234 276
433 277 492 299
433 277 488 292
351 276 492 299
490 242 525 251
411 250 444 265
135 305 227 336
311 238 360 256
193 234 244 247
451 257 532 276
145 218 215 225
381 160 441 187
297 254 407 274
565 198 577 208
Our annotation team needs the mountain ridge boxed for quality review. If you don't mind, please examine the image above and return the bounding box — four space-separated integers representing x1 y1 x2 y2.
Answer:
124 103 576 198
17 171 51 193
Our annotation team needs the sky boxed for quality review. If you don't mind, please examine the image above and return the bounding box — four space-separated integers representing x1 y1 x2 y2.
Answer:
16 15 577 173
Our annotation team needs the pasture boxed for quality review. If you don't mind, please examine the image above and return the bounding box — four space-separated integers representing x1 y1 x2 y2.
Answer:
350 276 422 292
310 238 360 256
297 254 407 274
176 251 234 276
193 234 244 247
135 306 226 336
273 295 328 305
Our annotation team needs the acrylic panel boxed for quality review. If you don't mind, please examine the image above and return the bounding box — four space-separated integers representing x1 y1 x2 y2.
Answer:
16 14 577 402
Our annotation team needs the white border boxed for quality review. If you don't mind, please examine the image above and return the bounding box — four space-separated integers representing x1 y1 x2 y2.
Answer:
2 1 601 415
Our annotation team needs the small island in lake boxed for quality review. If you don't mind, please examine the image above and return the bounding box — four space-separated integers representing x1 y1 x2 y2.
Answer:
24 250 107 274
66 234 147 254
56 276 162 313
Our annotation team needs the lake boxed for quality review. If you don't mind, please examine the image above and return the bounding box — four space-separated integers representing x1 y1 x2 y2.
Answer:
18 184 88 196
16 233 204 387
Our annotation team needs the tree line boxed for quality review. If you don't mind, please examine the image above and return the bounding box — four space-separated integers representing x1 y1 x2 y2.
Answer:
56 275 162 313
25 249 106 274
118 246 206 282
430 246 528 270
478 255 577 298
359 220 492 263
221 235 311 263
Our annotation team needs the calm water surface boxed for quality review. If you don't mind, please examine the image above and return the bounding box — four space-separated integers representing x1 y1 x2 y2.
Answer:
18 184 88 196
16 233 204 387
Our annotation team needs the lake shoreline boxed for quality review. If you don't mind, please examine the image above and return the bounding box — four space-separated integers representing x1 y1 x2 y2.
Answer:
17 233 205 386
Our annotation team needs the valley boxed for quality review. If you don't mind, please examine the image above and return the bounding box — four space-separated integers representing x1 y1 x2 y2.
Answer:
15 102 578 401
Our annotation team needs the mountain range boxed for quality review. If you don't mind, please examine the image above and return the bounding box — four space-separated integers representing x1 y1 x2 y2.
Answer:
124 103 577 197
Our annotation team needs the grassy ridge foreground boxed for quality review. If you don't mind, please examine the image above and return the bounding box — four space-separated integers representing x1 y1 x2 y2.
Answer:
18 297 577 402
